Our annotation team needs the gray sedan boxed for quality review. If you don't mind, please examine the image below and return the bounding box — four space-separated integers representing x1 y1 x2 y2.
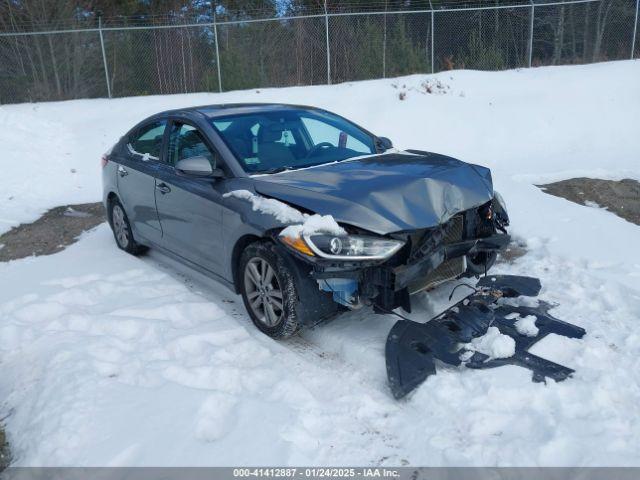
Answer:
102 104 509 338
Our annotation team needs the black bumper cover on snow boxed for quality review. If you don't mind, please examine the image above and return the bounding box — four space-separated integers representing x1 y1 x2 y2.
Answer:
385 275 586 399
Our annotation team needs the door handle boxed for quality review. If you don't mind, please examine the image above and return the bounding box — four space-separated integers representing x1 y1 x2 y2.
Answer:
118 165 128 177
156 182 171 194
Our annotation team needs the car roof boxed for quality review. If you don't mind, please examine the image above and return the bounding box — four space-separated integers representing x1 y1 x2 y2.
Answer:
155 103 324 120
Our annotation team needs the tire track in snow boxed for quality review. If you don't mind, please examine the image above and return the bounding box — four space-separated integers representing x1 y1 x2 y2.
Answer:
141 248 408 464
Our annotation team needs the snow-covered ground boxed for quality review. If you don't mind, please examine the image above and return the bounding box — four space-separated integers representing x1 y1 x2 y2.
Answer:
0 60 639 466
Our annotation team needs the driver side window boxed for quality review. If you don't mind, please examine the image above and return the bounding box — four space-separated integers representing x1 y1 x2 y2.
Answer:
301 117 371 153
167 122 216 168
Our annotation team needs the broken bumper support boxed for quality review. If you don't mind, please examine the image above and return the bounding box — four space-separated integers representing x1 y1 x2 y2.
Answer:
385 275 586 399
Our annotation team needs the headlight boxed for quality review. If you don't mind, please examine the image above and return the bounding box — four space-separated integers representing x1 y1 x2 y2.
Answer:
304 234 404 260
281 233 404 260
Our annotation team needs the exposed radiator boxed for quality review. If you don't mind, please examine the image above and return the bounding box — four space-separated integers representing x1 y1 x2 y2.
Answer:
408 256 466 294
406 214 466 294
444 214 464 244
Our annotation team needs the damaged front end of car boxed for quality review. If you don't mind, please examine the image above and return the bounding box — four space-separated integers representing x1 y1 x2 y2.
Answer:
274 193 586 399
276 193 511 315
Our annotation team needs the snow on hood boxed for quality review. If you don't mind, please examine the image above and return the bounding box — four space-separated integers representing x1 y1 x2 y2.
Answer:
223 190 306 224
251 151 494 235
223 190 345 238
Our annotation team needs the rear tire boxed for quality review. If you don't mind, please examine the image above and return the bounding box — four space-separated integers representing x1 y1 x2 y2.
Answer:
239 241 301 339
109 197 147 256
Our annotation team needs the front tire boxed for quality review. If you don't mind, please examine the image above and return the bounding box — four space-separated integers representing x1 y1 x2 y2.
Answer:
109 198 147 256
239 241 301 339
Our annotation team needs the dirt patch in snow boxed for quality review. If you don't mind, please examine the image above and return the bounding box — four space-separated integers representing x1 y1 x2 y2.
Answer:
0 202 105 262
0 426 9 471
497 240 528 264
538 178 640 226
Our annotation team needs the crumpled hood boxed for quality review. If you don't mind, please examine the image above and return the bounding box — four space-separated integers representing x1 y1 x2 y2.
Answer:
251 151 493 235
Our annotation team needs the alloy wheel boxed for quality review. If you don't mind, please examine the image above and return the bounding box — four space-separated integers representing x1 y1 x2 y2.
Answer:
112 204 129 248
243 257 284 327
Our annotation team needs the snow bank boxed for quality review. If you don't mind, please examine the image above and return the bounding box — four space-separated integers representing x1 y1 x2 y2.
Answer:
465 326 516 359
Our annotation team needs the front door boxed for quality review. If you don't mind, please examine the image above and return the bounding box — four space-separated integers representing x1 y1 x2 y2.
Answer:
154 121 225 275
116 119 166 242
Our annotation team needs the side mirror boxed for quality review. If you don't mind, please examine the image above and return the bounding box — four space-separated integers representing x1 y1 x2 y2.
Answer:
176 156 224 178
377 136 393 151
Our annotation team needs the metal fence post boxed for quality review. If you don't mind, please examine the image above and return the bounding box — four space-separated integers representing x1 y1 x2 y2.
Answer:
382 8 387 78
431 10 435 73
527 2 535 68
213 12 222 92
324 0 331 84
428 0 435 74
632 0 639 59
98 16 112 98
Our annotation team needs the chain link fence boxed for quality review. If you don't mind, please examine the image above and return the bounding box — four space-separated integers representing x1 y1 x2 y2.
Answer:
0 0 637 104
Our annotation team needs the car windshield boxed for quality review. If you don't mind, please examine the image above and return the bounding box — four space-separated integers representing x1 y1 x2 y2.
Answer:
210 109 376 174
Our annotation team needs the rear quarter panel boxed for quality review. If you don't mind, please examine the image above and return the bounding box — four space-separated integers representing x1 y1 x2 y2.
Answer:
101 158 120 218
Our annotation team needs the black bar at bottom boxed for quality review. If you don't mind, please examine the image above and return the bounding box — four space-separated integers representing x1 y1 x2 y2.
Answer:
2 467 639 480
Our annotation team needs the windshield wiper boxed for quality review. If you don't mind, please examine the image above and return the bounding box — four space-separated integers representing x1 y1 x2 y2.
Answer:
260 166 295 174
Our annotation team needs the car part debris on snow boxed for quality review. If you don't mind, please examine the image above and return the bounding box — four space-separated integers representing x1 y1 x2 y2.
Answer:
385 275 586 399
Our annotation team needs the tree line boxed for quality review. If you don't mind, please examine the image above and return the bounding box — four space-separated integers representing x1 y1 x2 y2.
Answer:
0 0 636 103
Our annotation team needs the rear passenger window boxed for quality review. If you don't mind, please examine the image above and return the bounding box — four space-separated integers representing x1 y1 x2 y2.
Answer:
128 121 166 160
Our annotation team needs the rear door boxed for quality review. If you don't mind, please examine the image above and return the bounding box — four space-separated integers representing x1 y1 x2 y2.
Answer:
154 120 226 275
116 119 167 242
